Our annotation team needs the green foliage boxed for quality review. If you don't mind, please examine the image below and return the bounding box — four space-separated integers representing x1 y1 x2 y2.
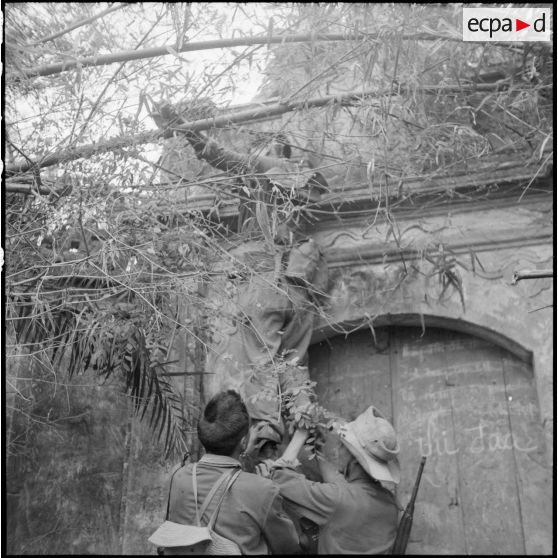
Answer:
282 380 336 460
247 361 336 459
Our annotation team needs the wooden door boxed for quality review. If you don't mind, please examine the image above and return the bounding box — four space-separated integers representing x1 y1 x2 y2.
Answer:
308 326 551 555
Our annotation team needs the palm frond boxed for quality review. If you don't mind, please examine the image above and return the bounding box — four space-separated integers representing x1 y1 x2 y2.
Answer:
8 290 191 458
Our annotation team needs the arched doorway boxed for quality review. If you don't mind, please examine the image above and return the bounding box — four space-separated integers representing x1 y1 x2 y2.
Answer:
308 325 551 555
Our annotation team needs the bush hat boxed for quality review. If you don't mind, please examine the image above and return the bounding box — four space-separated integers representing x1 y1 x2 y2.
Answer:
338 405 400 484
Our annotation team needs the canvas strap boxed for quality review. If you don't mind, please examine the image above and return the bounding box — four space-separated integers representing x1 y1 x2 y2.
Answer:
163 463 231 524
205 469 242 530
194 464 232 526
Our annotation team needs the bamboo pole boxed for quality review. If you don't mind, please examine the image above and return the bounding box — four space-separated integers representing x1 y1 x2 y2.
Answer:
5 182 55 195
20 32 464 79
5 82 504 176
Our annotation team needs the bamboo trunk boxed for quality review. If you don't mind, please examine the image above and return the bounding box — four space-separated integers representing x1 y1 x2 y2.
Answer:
21 32 466 79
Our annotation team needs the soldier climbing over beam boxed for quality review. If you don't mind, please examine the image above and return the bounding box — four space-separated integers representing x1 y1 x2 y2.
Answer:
150 98 330 465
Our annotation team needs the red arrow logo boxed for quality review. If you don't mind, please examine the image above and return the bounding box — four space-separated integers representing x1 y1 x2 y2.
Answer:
516 18 530 32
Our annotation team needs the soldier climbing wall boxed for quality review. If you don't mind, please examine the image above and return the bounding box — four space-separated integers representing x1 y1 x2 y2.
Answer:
151 100 330 462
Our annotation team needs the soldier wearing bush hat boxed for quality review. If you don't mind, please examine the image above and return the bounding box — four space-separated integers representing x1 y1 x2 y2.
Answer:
258 405 400 554
337 405 401 484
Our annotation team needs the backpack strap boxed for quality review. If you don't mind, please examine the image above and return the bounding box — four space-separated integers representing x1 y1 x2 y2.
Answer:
164 462 229 524
195 465 231 526
205 469 242 530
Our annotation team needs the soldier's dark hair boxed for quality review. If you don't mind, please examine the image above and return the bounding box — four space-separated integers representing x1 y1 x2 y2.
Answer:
197 390 250 456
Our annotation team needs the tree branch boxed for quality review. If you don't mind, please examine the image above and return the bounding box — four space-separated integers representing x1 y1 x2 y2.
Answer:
5 82 507 176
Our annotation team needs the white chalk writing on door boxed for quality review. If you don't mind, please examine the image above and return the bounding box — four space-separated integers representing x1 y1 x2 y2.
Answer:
417 416 538 458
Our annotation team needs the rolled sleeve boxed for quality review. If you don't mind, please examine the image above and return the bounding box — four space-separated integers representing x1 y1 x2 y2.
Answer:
261 486 302 555
270 467 342 527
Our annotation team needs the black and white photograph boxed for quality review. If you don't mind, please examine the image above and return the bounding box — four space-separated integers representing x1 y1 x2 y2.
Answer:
4 3 554 555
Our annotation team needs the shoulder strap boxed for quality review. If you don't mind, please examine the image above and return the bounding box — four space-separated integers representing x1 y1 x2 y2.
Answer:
166 463 241 527
206 469 242 530
164 462 229 524
196 467 233 526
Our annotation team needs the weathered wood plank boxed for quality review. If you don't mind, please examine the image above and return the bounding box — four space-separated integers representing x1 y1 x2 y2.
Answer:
307 329 391 479
445 329 524 555
309 328 392 420
392 326 466 555
307 325 548 555
502 351 552 555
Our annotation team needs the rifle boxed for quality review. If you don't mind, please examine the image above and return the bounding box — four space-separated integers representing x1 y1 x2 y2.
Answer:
391 456 427 555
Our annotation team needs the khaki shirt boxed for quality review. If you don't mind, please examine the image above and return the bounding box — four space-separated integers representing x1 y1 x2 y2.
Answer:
168 454 301 555
270 461 399 554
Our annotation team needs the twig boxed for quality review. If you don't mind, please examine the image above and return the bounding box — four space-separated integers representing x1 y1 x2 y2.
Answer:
77 190 90 257
285 40 368 101
28 3 128 46
528 304 553 313
517 151 553 202
71 10 165 146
